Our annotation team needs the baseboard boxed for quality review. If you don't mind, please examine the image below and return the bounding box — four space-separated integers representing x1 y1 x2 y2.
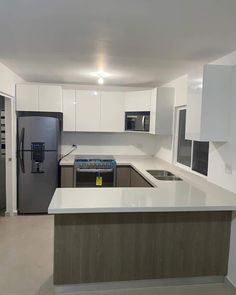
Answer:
55 276 225 294
5 210 18 217
225 276 236 289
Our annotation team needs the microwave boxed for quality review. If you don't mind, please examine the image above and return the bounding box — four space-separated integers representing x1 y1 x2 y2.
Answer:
125 111 150 132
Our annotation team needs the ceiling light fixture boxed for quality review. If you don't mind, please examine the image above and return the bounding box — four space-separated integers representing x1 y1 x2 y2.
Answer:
90 71 111 85
98 77 104 85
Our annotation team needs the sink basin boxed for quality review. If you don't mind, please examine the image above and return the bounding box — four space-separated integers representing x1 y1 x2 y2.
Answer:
146 170 183 181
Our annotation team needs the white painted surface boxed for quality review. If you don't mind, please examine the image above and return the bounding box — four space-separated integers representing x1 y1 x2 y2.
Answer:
125 90 151 111
50 156 236 214
0 63 23 97
38 85 62 112
76 90 101 132
156 51 236 287
154 75 188 163
62 89 76 131
61 132 159 156
0 63 23 216
5 98 17 215
2 2 236 86
155 88 175 135
16 84 38 111
186 65 232 141
100 91 125 132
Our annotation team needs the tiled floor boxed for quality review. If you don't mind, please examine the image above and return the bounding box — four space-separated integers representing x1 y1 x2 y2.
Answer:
0 215 236 295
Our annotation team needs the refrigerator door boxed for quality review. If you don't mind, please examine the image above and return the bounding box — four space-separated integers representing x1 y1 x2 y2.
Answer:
18 116 59 151
18 151 58 213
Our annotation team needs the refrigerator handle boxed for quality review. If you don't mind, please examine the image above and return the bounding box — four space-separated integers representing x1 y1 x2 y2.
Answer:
19 128 25 173
19 127 25 151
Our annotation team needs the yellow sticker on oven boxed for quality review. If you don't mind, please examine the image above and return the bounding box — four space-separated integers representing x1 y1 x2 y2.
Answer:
96 176 103 186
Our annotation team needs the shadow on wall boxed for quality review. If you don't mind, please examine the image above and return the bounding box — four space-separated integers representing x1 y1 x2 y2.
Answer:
154 135 173 163
207 141 236 192
61 132 161 156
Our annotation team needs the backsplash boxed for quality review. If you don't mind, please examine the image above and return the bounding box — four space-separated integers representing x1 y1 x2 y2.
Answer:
61 132 159 156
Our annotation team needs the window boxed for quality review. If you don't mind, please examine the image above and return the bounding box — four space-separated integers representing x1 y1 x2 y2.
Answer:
175 108 209 176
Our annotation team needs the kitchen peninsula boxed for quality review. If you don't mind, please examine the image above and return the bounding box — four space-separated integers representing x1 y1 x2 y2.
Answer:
49 156 236 286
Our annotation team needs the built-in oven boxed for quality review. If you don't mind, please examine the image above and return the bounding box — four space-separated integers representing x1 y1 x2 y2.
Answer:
74 158 116 187
125 111 150 132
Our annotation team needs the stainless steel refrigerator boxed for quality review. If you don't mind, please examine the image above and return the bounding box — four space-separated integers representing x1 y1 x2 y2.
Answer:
17 115 60 214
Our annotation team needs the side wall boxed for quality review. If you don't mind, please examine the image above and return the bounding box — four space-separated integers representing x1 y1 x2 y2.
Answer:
155 51 236 286
0 62 24 215
0 62 23 97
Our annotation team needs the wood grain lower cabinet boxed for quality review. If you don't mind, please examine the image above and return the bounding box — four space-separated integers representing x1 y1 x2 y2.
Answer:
61 165 153 188
130 167 152 187
116 165 153 187
54 211 231 284
116 166 131 187
60 166 74 188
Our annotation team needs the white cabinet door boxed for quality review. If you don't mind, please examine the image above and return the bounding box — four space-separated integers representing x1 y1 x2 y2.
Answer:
76 90 101 132
16 84 38 111
100 91 125 132
156 88 175 135
125 90 151 111
38 85 62 112
186 65 232 141
150 88 174 135
62 89 76 131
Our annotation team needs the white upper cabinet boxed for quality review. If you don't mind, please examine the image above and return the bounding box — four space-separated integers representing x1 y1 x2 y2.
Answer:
16 84 62 112
100 91 125 132
150 87 175 135
62 89 76 132
76 90 101 132
125 90 152 111
186 64 233 141
38 85 62 112
16 84 38 111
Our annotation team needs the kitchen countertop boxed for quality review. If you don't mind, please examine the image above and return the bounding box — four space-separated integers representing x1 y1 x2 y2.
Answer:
48 155 236 214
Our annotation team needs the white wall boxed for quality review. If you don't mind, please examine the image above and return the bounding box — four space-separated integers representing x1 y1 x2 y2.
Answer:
61 132 159 156
0 62 23 97
0 62 23 215
154 74 188 162
155 52 236 286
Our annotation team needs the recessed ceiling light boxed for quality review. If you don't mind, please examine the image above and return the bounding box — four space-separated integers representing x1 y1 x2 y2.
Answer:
98 77 104 85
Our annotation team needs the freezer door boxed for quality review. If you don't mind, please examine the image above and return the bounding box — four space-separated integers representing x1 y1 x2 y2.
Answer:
18 151 58 213
18 116 59 151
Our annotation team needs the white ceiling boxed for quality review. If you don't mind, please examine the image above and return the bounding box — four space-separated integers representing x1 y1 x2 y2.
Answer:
1 0 236 86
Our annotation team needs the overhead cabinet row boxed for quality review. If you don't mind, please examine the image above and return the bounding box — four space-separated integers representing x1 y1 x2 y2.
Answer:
62 88 175 134
63 90 124 132
16 84 175 134
16 84 62 112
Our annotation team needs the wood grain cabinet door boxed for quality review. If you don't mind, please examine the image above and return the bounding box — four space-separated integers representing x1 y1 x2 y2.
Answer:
61 166 74 188
116 166 131 187
130 168 152 187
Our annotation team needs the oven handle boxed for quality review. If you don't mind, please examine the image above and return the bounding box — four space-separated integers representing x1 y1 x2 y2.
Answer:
75 168 114 173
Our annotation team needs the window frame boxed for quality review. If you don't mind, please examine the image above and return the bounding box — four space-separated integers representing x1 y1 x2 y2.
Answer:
173 106 208 178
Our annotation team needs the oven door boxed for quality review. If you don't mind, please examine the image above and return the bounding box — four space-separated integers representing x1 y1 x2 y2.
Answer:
75 169 115 187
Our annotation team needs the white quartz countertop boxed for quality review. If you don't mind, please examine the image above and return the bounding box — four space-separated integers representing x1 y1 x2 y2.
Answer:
48 155 236 214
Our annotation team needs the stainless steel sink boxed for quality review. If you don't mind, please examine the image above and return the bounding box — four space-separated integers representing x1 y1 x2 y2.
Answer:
146 170 183 181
